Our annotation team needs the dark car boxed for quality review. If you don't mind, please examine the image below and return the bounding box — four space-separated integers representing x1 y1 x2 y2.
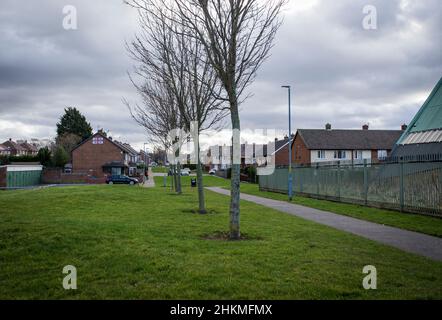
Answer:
106 175 139 185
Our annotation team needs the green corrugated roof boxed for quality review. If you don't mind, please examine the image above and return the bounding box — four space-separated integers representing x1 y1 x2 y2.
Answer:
398 77 442 144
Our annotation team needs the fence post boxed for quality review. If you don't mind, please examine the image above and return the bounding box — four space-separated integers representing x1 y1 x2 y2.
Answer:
400 158 404 212
363 159 368 205
299 167 303 194
316 163 319 196
337 161 341 200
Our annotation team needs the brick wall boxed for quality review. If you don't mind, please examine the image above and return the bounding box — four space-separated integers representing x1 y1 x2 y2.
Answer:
275 141 297 166
370 149 393 164
293 135 311 165
42 168 107 185
72 135 124 175
0 167 7 188
42 168 62 184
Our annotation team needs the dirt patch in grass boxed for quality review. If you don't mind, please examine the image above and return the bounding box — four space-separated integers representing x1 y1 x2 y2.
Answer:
181 209 221 215
201 231 263 241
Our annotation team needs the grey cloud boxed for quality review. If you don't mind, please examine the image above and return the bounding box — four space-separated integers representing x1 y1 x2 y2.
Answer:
0 0 441 149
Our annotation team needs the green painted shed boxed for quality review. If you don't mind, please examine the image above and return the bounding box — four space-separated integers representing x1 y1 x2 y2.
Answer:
0 165 43 189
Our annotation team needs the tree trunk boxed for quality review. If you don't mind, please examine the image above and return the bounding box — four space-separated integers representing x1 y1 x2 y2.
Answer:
174 144 182 195
176 161 182 194
172 164 177 192
229 99 241 240
196 144 207 214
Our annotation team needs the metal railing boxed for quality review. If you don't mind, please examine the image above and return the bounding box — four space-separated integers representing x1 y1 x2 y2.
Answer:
260 157 442 217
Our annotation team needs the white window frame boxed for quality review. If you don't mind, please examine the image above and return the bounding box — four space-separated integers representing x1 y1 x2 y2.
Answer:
354 150 363 160
378 150 388 160
92 137 104 145
317 150 325 159
334 150 346 159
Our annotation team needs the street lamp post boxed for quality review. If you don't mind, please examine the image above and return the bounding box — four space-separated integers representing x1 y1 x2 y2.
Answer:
282 85 293 201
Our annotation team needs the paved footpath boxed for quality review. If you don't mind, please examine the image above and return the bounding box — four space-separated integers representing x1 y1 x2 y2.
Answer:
142 169 156 188
206 187 442 262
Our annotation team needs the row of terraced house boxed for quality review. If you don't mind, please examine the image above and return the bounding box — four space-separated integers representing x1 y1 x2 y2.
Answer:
208 77 442 171
0 139 39 157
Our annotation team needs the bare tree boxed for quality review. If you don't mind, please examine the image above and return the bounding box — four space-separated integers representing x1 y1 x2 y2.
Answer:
160 15 228 214
124 73 184 194
169 0 287 239
126 0 228 212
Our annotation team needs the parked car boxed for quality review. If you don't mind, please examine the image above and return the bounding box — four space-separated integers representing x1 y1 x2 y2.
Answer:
209 168 217 175
181 168 191 176
106 175 139 185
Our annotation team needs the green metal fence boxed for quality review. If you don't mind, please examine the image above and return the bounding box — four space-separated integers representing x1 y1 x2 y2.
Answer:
259 160 442 217
7 170 42 188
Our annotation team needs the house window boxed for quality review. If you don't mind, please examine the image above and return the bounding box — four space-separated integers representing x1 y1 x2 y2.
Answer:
92 137 104 145
378 150 388 160
354 150 363 160
334 150 346 159
317 150 325 159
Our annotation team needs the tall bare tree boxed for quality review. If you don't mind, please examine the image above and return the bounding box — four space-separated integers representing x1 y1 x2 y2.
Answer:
126 0 227 211
158 13 227 214
168 0 287 239
124 73 183 194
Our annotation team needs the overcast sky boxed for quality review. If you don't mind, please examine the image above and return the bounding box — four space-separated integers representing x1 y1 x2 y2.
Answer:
0 0 440 150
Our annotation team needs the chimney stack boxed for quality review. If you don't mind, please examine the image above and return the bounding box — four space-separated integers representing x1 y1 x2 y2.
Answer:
325 123 332 130
401 124 408 131
362 124 369 130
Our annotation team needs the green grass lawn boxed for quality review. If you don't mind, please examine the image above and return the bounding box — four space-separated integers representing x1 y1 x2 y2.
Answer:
0 182 441 300
151 166 167 173
235 184 442 238
169 176 442 238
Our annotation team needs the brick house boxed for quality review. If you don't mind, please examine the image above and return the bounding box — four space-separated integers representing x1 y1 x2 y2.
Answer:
2 139 27 156
18 141 39 156
267 136 295 167
72 132 139 177
0 143 11 156
292 124 404 165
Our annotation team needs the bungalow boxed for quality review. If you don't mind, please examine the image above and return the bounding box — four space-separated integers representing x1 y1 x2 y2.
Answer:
268 125 404 166
393 77 442 159
71 131 140 177
292 124 404 165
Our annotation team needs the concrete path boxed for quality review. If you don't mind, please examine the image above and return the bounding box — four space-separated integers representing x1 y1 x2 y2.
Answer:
153 173 167 177
206 187 442 262
142 169 156 188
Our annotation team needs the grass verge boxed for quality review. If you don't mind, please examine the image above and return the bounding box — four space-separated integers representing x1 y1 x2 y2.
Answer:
1 182 440 299
160 175 442 237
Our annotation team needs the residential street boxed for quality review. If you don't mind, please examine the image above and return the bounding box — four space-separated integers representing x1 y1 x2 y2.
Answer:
207 187 442 261
1 0 441 306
